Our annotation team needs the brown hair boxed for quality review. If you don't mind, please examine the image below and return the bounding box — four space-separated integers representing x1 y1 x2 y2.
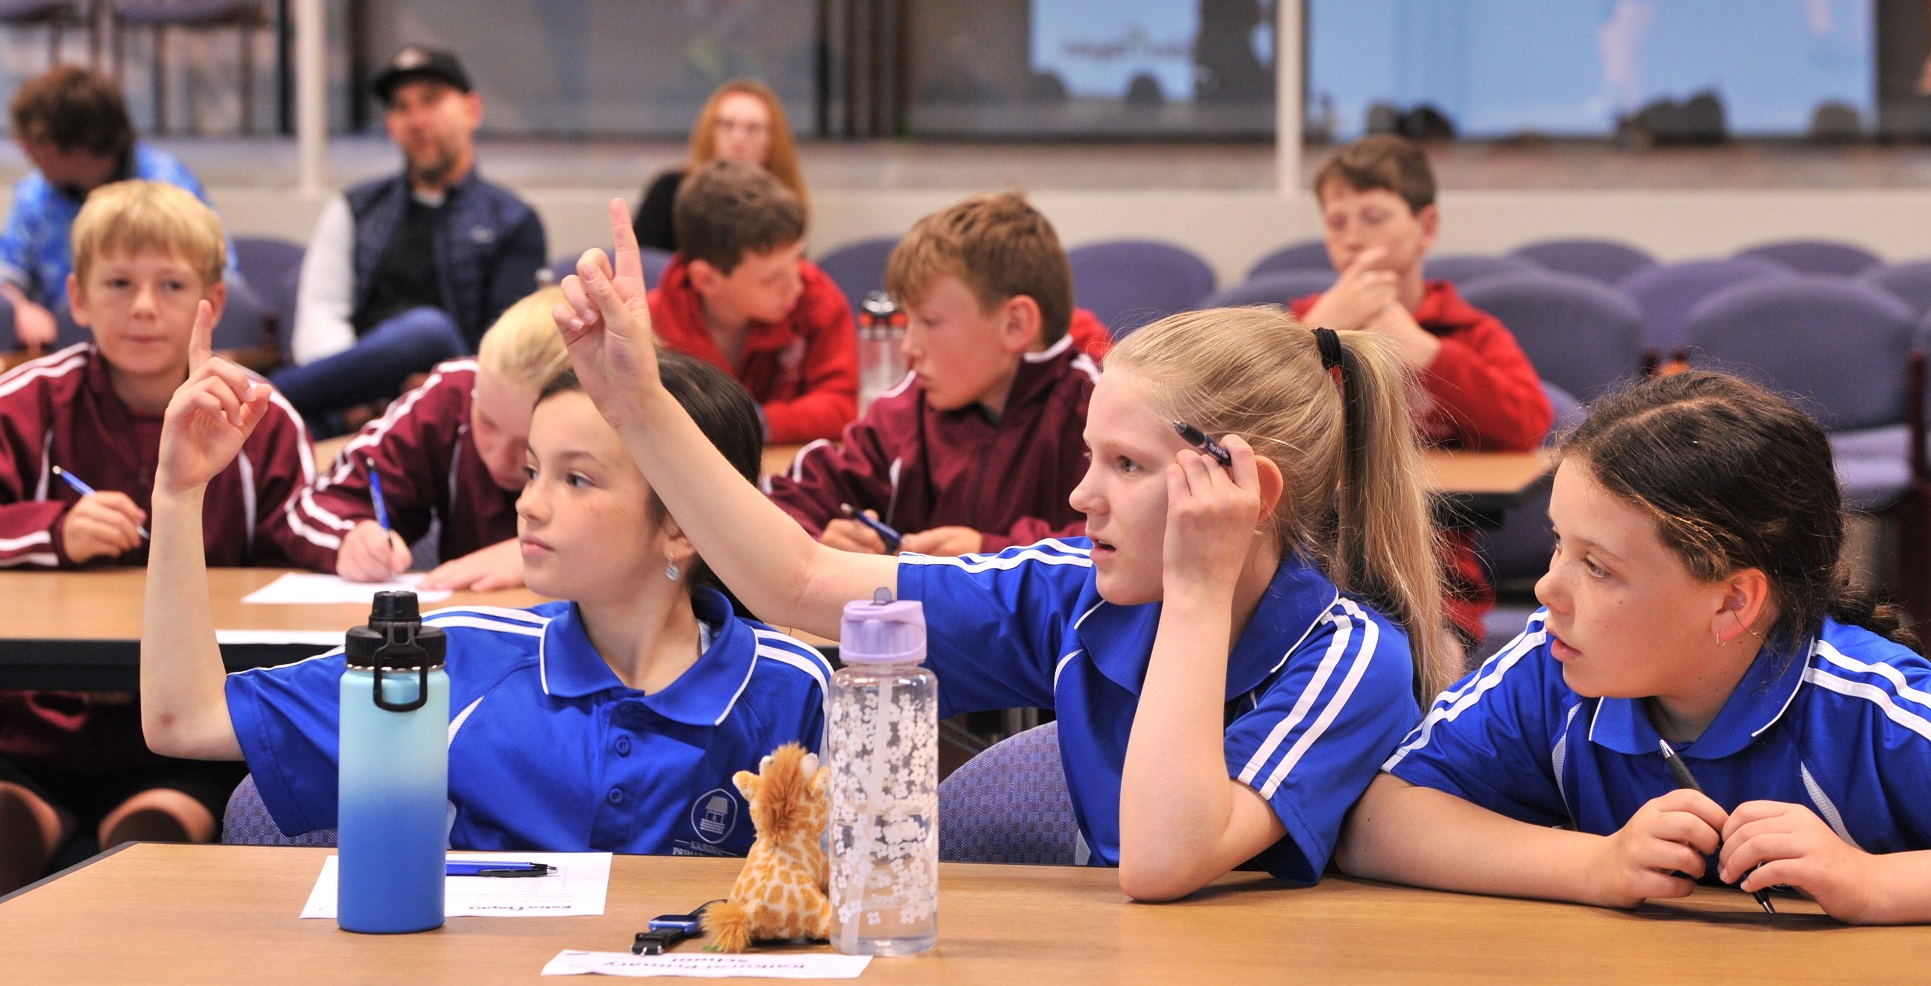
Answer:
1106 308 1453 698
687 79 809 217
477 286 571 392
672 159 806 275
885 191 1075 346
1561 370 1916 653
9 65 133 159
1312 135 1435 215
538 353 763 596
70 180 226 288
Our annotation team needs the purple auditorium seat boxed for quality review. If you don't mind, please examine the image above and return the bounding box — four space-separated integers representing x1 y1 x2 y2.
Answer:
937 721 1077 865
1618 256 1791 360
1422 253 1543 287
815 236 900 317
233 235 305 353
1683 275 1917 512
1196 270 1337 310
549 247 671 291
222 773 338 846
1509 238 1657 285
1459 271 1647 401
1246 239 1333 280
1068 239 1216 338
1859 259 1931 317
1734 239 1883 277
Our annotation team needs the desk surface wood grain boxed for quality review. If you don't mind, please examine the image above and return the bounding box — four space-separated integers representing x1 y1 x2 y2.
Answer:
0 843 1915 985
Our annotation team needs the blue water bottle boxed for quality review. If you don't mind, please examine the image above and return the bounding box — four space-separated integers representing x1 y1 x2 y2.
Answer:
337 590 449 934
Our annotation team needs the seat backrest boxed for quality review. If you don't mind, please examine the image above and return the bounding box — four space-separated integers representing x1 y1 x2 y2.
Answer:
936 721 1078 865
1196 270 1336 310
1683 275 1915 431
232 235 305 333
1735 239 1882 277
1509 238 1657 285
221 774 339 846
1422 253 1543 287
1459 270 1648 401
1068 239 1217 338
815 236 900 316
1247 239 1333 280
1619 256 1791 356
1859 259 1931 317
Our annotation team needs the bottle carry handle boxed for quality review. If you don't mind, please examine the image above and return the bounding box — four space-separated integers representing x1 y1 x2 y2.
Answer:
370 622 431 713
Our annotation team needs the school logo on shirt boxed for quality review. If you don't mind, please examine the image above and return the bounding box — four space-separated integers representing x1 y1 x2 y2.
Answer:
689 787 740 844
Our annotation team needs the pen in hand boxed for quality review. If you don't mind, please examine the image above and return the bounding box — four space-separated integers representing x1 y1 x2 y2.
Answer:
1659 739 1775 914
52 465 149 540
1172 421 1233 469
365 458 392 534
839 502 903 553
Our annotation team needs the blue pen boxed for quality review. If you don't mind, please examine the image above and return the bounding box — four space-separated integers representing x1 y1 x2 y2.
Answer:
446 861 551 878
365 458 391 533
51 466 148 540
839 502 903 553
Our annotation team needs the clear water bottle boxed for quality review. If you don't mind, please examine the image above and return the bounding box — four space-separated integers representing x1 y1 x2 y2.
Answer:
827 588 938 956
858 291 908 412
337 590 449 934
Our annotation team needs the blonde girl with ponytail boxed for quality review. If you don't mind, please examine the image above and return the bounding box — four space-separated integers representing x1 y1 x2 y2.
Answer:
553 202 1450 902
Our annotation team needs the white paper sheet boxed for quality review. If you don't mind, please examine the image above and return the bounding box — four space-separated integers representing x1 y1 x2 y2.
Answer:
300 852 612 918
215 629 345 647
243 572 452 606
541 951 873 979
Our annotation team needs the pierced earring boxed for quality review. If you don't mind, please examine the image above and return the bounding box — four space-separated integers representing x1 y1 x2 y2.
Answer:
665 560 681 582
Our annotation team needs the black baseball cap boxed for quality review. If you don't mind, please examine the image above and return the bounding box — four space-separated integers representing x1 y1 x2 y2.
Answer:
373 45 472 103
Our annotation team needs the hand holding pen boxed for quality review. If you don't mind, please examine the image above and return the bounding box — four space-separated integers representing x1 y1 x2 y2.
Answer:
334 458 412 582
830 503 902 554
1661 739 1775 913
51 465 149 564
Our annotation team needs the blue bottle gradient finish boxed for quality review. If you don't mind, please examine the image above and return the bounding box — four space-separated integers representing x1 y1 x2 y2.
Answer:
337 591 449 934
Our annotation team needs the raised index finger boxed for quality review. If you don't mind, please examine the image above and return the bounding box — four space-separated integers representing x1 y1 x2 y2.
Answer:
607 198 645 293
188 299 216 369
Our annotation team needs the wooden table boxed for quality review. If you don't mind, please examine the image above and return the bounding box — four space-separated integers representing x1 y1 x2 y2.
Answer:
0 843 1915 984
0 568 545 691
1423 448 1554 526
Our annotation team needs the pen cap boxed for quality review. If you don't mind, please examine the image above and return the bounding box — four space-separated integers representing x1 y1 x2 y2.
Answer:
839 588 925 665
344 591 448 670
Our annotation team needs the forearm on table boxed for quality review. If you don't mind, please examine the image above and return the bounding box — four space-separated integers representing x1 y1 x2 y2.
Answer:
1119 587 1276 900
1337 774 1594 903
140 490 242 760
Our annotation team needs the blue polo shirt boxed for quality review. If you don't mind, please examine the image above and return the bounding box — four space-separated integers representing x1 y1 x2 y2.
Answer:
225 589 831 856
1387 609 1931 856
898 538 1421 884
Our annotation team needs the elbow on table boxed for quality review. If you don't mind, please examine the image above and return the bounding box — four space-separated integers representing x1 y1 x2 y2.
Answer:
1117 857 1215 903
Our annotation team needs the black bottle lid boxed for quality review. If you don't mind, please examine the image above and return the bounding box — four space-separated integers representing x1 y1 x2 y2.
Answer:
343 590 448 670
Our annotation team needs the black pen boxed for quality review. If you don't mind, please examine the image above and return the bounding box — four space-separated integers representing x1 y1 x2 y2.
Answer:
839 502 903 553
1172 421 1233 469
1659 739 1775 913
446 861 551 877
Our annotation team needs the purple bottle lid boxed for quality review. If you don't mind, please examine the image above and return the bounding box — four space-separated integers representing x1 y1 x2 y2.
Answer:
840 588 926 665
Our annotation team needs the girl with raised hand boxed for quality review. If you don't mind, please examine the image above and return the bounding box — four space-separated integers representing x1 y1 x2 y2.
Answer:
554 201 1456 901
140 311 830 854
1338 371 1931 924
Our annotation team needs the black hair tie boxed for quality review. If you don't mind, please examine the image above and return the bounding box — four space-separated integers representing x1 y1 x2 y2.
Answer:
1313 326 1345 372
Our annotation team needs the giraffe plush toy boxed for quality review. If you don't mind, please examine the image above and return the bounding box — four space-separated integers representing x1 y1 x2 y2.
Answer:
702 743 832 952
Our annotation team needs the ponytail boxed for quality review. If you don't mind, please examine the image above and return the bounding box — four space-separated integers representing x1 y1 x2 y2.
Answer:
1325 329 1453 698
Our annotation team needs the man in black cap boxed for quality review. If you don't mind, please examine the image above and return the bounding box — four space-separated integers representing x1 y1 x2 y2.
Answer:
276 45 546 433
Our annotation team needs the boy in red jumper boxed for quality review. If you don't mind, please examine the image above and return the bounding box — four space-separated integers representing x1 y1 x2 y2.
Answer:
273 287 570 589
766 192 1096 556
1290 135 1553 650
648 160 855 443
0 180 312 892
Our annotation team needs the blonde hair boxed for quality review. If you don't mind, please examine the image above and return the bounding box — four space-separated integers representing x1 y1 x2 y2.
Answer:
688 79 808 218
476 286 570 390
70 180 225 287
1106 307 1452 698
885 191 1074 345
